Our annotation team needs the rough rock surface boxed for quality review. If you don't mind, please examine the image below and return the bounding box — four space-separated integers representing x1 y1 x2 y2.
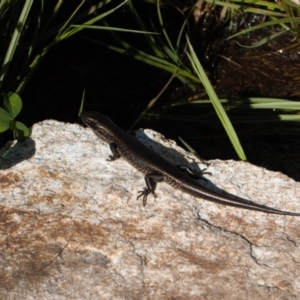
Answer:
0 120 300 299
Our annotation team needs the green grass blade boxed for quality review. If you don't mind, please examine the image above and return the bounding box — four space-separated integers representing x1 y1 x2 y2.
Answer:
188 98 300 110
127 0 164 58
237 30 289 47
0 0 33 90
228 17 300 40
71 24 158 34
81 36 200 83
224 0 282 10
16 0 127 94
78 90 85 116
204 0 287 17
186 37 246 160
57 0 128 41
157 0 177 61
178 136 206 162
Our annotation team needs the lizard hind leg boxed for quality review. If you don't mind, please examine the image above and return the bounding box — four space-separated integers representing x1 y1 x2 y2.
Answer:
177 164 211 181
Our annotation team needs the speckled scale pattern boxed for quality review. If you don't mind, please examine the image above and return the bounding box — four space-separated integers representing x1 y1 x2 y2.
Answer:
116 140 153 173
114 139 182 189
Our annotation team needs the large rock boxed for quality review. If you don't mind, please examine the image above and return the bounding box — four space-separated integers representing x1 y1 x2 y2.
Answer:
0 120 300 299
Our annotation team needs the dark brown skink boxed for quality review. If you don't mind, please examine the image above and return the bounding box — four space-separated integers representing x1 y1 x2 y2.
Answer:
80 111 300 216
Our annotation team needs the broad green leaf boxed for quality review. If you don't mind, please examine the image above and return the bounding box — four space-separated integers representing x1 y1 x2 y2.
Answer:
14 121 30 141
9 120 30 141
0 108 11 119
0 108 11 132
3 92 22 118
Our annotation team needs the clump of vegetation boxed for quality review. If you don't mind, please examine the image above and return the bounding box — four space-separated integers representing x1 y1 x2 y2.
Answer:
81 0 300 160
0 0 127 141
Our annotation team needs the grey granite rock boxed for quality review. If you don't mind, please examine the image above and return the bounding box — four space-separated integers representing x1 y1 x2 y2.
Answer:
0 119 300 299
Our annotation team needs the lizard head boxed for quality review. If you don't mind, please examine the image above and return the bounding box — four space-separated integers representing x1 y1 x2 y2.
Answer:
80 111 115 143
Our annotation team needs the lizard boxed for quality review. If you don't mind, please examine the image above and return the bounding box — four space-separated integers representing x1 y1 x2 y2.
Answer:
80 111 300 216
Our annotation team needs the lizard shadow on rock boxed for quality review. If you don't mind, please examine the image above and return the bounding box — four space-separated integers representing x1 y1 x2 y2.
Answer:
133 130 272 206
0 138 36 170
